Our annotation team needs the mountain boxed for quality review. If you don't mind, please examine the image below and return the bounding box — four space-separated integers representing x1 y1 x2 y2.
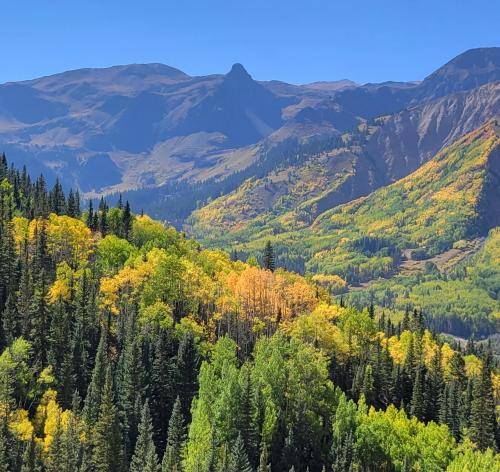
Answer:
193 120 500 270
190 81 500 239
1 47 499 204
0 62 358 194
193 122 500 337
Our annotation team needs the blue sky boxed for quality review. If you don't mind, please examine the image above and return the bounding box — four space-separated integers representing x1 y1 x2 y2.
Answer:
2 0 499 85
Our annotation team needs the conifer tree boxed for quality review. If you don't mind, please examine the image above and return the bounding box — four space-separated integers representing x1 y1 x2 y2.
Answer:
91 365 125 472
239 364 256 459
67 189 77 218
410 364 426 421
122 200 132 240
83 328 108 425
152 329 176 450
0 417 12 472
162 396 185 472
470 354 497 451
116 307 144 457
20 435 43 472
229 434 253 472
176 330 199 421
263 241 275 272
60 393 83 472
29 275 49 367
47 413 66 472
426 347 443 422
131 401 160 472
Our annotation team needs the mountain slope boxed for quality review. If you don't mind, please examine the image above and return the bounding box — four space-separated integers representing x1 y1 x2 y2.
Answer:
1 47 500 206
306 121 500 273
213 121 500 281
190 83 500 242
0 63 355 193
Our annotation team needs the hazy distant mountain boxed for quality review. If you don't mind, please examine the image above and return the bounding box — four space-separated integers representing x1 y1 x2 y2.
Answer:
0 63 358 193
0 47 499 223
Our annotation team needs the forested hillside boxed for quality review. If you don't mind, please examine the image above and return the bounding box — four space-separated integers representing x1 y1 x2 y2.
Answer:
0 155 498 471
192 122 500 339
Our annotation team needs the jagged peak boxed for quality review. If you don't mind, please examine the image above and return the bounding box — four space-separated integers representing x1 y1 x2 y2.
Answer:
226 63 252 80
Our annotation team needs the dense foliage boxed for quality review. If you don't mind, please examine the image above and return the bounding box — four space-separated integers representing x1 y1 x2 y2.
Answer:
190 123 500 339
0 154 498 471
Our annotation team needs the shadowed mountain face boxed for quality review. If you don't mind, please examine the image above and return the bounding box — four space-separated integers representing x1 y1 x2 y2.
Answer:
0 48 499 223
0 62 352 192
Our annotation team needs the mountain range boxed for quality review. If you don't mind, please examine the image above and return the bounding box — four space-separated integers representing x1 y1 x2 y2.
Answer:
0 47 498 201
1 46 500 338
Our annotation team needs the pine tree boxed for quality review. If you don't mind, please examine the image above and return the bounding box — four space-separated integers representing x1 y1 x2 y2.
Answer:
470 354 497 451
162 396 185 472
229 434 253 472
21 435 43 472
152 329 176 451
91 365 125 472
361 364 375 405
426 346 443 422
239 364 256 459
122 201 132 240
263 241 275 272
410 364 426 421
67 190 77 218
47 413 66 472
176 330 199 421
83 328 108 425
60 393 83 471
2 294 19 347
29 275 49 367
86 200 94 230
0 417 12 472
131 401 160 472
116 307 144 457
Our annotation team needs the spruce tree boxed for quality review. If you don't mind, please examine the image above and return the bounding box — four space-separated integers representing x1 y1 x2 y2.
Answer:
410 364 426 421
91 365 125 472
131 401 160 472
122 201 132 240
229 434 253 472
20 435 43 472
116 307 144 457
176 330 199 421
83 328 108 425
47 413 66 472
0 417 11 472
59 392 83 472
152 329 176 451
29 275 49 367
426 347 443 422
263 241 275 272
470 354 497 451
162 396 185 472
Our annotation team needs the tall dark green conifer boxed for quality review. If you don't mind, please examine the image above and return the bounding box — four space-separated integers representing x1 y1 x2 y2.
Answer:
152 329 177 451
162 396 186 472
230 434 253 472
176 330 199 421
91 365 125 472
131 401 159 472
83 329 108 425
263 241 275 272
470 354 498 451
410 364 426 421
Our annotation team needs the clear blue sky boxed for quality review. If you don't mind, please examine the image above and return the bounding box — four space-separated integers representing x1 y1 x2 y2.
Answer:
2 0 499 85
